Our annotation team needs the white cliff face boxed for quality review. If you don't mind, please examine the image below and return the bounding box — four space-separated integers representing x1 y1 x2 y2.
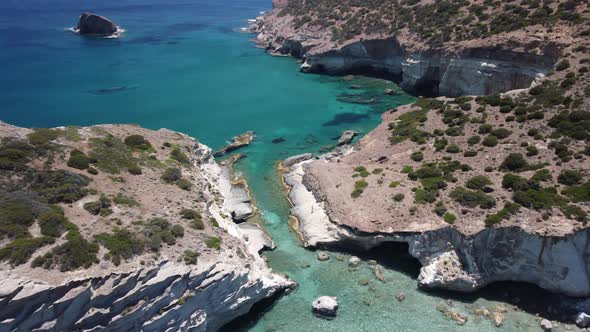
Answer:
283 160 590 297
0 142 293 332
275 36 554 97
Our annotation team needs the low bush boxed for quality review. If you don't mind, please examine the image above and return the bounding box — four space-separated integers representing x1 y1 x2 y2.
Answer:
0 236 54 266
67 149 90 170
482 135 498 147
183 250 199 265
465 175 492 191
558 170 583 186
162 168 182 183
484 202 520 227
411 151 424 162
95 229 144 266
443 212 456 224
450 187 495 209
205 236 221 250
171 147 190 165
124 135 152 150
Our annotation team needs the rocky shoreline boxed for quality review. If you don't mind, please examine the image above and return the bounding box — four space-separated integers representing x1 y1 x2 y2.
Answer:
249 12 559 97
0 123 294 331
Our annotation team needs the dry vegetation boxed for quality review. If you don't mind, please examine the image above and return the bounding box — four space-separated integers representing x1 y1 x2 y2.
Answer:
0 123 233 279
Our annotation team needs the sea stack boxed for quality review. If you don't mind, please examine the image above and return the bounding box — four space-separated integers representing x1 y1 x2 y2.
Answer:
75 13 118 36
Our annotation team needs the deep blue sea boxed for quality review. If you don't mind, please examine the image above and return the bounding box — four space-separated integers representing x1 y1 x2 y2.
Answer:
0 1 572 331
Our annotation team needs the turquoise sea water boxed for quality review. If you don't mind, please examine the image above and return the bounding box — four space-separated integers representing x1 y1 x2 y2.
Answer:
0 1 578 331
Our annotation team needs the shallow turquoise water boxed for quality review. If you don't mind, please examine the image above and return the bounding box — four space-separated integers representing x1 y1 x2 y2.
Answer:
0 1 577 331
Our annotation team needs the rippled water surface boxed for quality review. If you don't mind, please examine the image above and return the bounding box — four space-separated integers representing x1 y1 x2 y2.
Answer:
0 1 577 331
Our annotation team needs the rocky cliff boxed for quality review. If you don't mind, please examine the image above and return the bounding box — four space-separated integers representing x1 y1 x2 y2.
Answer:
284 157 590 297
0 122 293 331
251 0 586 96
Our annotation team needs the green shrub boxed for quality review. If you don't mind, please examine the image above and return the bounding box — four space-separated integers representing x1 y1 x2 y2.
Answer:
485 202 520 227
87 167 99 175
434 201 447 216
28 128 61 146
563 181 590 202
415 188 437 204
558 170 583 186
491 128 512 139
88 136 138 174
389 108 430 144
401 166 413 173
127 164 142 175
171 224 185 237
464 151 477 157
176 179 193 191
513 187 573 214
393 193 405 202
0 201 36 240
38 210 72 237
478 124 493 134
450 187 495 209
67 149 90 170
83 195 112 216
443 212 456 224
183 250 199 265
0 236 54 266
171 147 190 165
372 168 383 175
124 135 152 150
482 135 498 147
351 180 369 198
411 151 424 162
180 209 201 220
389 181 400 188
112 194 139 206
555 59 570 71
29 170 91 203
499 153 528 172
95 229 144 266
531 169 552 182
526 145 538 157
143 218 183 251
205 236 221 250
465 175 492 190
162 168 182 183
434 138 448 151
467 135 481 145
502 173 536 191
445 144 461 153
548 111 590 141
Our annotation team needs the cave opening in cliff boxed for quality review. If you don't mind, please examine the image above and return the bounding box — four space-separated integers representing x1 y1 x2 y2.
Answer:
325 240 422 279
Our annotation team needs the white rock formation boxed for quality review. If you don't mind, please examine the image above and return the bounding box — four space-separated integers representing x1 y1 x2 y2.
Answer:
311 296 338 318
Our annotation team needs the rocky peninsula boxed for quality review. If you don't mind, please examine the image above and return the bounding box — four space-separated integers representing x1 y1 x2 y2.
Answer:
259 0 590 303
0 122 294 330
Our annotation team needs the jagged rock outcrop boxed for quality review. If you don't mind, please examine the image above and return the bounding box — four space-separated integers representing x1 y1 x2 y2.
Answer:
0 261 288 332
75 13 118 37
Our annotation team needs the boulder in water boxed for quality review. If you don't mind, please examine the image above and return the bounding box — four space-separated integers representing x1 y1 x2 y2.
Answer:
75 13 118 36
540 319 553 331
312 296 338 318
575 312 590 328
317 251 330 261
337 130 357 146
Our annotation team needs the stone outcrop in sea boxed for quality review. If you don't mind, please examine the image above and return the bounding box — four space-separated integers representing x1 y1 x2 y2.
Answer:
75 13 119 37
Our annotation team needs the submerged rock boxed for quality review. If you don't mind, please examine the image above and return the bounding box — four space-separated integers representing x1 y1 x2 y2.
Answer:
272 137 286 144
312 296 338 318
75 13 118 36
348 256 361 267
337 130 357 146
540 319 553 331
317 251 330 261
